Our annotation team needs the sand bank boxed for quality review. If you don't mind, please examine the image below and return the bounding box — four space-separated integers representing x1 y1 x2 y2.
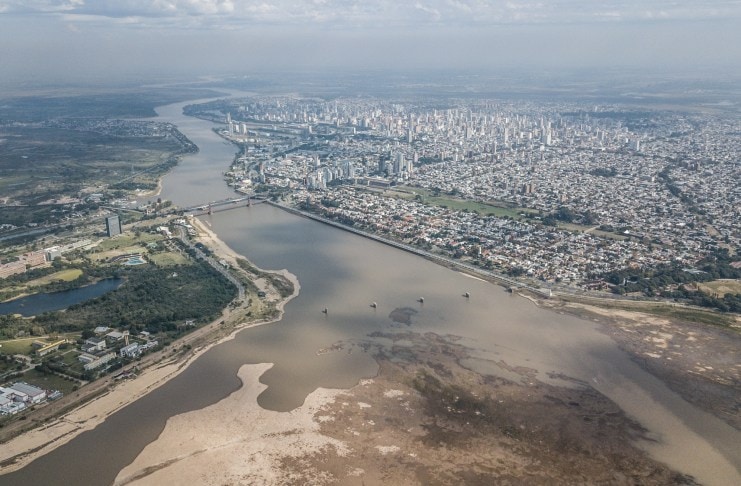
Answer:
0 218 299 475
114 364 346 485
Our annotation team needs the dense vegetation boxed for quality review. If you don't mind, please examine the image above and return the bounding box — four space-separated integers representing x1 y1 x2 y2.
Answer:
0 126 187 205
0 89 223 122
236 259 294 298
600 249 741 313
33 261 236 335
0 260 117 302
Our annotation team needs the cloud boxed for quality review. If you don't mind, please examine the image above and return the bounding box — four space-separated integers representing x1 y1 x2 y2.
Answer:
415 2 442 22
1 1 739 29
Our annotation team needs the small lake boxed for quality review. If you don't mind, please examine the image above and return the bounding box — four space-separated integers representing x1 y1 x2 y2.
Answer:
0 278 124 317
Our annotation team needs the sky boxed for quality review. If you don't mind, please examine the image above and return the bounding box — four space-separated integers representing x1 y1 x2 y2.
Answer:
1 1 740 85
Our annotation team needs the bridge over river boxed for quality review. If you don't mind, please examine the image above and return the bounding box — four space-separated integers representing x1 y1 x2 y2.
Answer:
181 195 266 216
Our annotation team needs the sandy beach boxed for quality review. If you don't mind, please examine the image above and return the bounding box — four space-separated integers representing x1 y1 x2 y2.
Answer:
1 214 738 484
114 363 346 486
110 328 711 485
0 218 299 475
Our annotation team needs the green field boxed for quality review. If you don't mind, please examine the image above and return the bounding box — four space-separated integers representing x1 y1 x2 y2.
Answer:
26 269 83 287
394 186 626 240
562 295 735 328
698 279 741 297
90 232 165 261
148 252 189 266
0 338 37 355
394 187 535 219
19 368 79 395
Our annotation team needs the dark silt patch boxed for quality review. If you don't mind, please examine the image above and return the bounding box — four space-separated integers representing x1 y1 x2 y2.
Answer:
389 307 417 325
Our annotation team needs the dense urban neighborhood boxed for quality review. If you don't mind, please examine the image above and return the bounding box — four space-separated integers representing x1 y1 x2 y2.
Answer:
183 96 740 301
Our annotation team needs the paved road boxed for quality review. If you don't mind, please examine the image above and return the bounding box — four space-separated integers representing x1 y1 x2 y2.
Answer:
175 226 245 301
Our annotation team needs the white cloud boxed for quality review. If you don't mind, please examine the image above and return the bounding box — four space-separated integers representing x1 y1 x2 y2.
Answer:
415 2 442 22
2 1 739 28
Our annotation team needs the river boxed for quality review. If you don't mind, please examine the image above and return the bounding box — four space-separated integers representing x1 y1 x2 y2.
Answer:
0 96 738 486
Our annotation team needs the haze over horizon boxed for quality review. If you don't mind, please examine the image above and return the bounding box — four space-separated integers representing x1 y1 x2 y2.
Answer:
1 0 740 87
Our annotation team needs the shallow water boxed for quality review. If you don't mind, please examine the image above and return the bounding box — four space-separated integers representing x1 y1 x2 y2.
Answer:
1 96 738 486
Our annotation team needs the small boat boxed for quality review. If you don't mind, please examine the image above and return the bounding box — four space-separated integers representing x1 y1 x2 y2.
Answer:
370 302 377 308
417 297 424 303
463 292 470 298
322 307 328 314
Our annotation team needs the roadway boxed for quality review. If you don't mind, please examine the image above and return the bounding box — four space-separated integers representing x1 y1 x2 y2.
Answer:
266 201 552 299
174 226 245 301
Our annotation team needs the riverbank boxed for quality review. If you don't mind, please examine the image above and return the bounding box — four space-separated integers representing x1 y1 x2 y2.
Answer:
110 331 699 485
539 297 741 432
267 200 552 298
266 200 741 434
108 203 740 485
113 363 347 485
0 220 300 475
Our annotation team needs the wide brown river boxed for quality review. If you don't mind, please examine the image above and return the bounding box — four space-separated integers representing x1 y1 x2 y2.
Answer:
0 98 738 485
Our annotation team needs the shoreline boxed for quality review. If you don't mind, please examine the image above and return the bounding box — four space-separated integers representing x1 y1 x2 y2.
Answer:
113 363 347 486
133 176 163 200
0 218 300 475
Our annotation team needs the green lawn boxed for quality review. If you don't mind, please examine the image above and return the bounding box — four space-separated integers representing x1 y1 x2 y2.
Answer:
91 232 165 261
19 368 79 395
395 186 627 240
26 269 83 287
698 279 741 297
0 338 37 355
149 252 189 266
395 187 535 219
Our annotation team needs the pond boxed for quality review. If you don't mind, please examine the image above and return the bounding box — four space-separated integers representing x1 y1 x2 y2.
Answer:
0 278 124 317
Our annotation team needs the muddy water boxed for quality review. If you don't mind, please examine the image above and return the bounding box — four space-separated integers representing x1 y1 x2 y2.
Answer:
208 204 741 485
153 99 239 207
1 97 738 486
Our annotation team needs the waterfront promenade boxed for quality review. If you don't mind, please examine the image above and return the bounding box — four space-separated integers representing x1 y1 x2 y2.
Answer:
266 200 552 299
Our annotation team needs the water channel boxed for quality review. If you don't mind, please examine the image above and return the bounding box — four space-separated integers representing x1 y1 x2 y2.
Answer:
0 96 738 485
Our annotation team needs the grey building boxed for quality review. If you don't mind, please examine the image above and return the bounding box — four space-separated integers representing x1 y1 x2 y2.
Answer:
106 214 122 237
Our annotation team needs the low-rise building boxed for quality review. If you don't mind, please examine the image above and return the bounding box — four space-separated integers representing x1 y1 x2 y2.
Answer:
9 382 46 404
34 339 67 357
82 337 107 353
119 343 140 358
105 330 128 342
83 352 116 371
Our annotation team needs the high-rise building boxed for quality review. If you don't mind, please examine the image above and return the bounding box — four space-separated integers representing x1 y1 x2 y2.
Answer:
106 215 122 238
378 158 387 174
393 153 404 174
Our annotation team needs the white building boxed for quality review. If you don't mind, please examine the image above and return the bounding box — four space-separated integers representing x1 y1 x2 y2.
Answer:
9 382 46 404
83 352 117 371
120 343 141 358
